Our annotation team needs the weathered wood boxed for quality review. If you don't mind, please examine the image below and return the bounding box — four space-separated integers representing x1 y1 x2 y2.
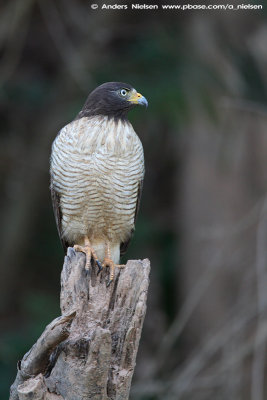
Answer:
10 248 150 400
10 311 76 400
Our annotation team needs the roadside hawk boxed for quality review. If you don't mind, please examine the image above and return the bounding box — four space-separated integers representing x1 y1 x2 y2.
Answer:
50 82 147 285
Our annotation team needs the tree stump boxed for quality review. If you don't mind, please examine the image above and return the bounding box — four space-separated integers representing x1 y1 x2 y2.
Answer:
10 248 150 400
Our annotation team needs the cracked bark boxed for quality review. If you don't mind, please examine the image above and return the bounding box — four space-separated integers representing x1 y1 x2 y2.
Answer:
10 248 150 400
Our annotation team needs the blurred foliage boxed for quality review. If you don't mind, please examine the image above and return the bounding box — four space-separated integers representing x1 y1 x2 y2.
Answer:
0 292 59 398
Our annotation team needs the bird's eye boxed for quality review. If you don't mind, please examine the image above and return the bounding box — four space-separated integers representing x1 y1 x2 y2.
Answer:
120 89 128 97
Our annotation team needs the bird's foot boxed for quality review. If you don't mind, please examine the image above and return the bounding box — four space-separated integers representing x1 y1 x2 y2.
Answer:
74 240 100 271
102 257 125 287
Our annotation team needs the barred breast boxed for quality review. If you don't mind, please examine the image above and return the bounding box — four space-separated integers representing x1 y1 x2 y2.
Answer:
50 116 144 262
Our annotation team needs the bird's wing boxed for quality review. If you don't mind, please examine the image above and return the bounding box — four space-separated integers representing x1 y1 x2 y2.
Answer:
120 178 143 257
51 187 69 253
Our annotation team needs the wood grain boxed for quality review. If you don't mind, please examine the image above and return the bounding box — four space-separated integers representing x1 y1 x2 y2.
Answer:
10 249 150 400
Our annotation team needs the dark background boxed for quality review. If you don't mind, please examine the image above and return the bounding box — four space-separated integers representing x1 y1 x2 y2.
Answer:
1 1 267 399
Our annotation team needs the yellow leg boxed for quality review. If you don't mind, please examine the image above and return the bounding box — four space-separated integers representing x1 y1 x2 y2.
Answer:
74 236 101 271
102 242 125 286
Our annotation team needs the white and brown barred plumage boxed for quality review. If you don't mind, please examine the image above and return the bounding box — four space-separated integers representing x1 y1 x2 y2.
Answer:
50 82 147 280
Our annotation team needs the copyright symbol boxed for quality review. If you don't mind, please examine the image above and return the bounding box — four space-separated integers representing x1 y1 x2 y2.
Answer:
91 4 98 9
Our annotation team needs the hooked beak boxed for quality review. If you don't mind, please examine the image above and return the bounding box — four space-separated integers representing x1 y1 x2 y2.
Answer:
128 91 148 108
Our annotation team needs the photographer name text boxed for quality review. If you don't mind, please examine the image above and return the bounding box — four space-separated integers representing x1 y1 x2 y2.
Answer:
92 3 263 10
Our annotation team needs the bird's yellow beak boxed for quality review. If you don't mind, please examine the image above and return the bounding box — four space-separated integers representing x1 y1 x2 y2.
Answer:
128 91 148 107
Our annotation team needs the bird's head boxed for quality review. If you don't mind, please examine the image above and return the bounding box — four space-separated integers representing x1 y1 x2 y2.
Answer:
80 82 148 120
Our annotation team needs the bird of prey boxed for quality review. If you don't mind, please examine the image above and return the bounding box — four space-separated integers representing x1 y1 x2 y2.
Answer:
50 82 147 285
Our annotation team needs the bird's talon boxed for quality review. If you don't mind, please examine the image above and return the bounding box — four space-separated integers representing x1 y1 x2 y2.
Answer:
69 247 76 257
96 260 103 274
73 239 99 273
106 279 113 287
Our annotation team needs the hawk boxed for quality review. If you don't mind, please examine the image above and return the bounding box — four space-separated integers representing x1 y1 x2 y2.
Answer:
50 82 147 285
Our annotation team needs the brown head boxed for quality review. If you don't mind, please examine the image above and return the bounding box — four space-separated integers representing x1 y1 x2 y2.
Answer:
78 82 148 120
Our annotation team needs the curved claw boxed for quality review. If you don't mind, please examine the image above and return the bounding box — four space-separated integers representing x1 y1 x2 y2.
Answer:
106 278 113 288
96 260 103 275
